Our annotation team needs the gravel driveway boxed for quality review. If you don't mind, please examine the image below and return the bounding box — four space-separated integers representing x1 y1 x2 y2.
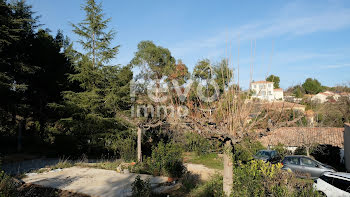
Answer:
22 166 168 197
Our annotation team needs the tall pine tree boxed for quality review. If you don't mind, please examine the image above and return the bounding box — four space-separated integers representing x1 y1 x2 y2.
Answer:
61 0 133 155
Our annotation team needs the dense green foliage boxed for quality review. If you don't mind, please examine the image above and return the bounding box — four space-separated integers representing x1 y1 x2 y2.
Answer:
190 174 223 197
184 132 212 155
0 0 134 158
302 78 323 94
266 74 280 89
133 141 185 178
131 175 151 197
0 170 19 197
232 160 321 197
0 0 75 141
58 0 133 154
233 138 265 163
131 40 176 82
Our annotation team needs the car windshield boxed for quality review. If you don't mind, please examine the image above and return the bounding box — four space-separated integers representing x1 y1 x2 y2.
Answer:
256 151 271 157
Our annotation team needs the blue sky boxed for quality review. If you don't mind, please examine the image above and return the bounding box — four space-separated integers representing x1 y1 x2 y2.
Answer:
28 0 350 89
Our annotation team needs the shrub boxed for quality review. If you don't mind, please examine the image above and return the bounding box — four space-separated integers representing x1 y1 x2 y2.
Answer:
272 143 291 158
50 158 74 169
190 174 223 197
233 138 265 163
131 175 151 197
117 137 136 162
0 171 19 197
232 160 321 197
184 132 212 155
181 172 200 193
140 141 185 178
108 135 136 162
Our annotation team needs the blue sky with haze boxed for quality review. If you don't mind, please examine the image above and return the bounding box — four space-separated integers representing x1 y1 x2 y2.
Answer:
28 0 350 89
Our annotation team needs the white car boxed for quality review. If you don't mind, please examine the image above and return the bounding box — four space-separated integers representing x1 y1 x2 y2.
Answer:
313 172 350 197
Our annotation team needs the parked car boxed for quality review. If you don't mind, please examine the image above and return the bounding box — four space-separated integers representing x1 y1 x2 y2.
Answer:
281 155 336 179
313 172 350 196
253 150 281 164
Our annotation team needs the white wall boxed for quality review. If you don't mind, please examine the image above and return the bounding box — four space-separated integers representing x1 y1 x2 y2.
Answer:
274 91 284 100
251 82 274 101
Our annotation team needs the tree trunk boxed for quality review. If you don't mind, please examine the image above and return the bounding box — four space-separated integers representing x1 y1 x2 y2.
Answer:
223 140 233 196
17 120 22 152
137 127 142 162
306 147 310 157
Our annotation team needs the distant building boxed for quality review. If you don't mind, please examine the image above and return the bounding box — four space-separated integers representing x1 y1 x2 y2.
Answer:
311 91 342 103
250 81 284 101
273 88 283 100
285 95 302 103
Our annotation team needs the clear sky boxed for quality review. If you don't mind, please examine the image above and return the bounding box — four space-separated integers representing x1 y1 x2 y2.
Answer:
27 0 350 89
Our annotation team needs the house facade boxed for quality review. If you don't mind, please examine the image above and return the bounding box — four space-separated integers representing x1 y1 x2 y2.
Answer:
310 91 349 103
250 81 284 101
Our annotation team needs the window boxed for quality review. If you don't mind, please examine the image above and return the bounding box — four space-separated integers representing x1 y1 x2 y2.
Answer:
268 91 271 95
259 85 263 88
300 158 317 167
332 177 350 193
320 175 333 184
270 151 276 158
268 84 272 87
254 85 256 88
284 157 299 165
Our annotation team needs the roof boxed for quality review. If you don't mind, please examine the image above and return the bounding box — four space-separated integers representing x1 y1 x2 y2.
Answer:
258 150 277 152
251 81 273 84
258 127 344 148
284 155 313 158
274 88 283 92
325 172 350 180
263 101 305 110
319 92 333 96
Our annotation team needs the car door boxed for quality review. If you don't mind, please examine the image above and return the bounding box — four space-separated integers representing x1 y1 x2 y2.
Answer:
300 157 323 178
284 157 302 174
270 151 277 163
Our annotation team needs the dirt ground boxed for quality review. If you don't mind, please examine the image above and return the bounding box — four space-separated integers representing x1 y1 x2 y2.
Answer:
18 183 90 197
185 163 221 181
22 166 168 197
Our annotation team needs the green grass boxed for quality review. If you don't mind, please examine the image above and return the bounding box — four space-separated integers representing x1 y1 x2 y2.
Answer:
75 160 122 171
49 159 74 169
183 152 223 170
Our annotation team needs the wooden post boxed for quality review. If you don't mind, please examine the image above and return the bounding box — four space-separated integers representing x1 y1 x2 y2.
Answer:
137 127 142 162
223 140 233 196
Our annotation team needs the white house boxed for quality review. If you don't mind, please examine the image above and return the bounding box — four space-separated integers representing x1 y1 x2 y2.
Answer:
311 91 341 103
250 81 284 101
273 88 284 100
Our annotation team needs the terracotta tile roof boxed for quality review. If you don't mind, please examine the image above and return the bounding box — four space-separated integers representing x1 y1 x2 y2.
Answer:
340 92 350 96
274 88 283 91
251 81 274 84
258 127 344 148
264 101 305 110
319 92 333 96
